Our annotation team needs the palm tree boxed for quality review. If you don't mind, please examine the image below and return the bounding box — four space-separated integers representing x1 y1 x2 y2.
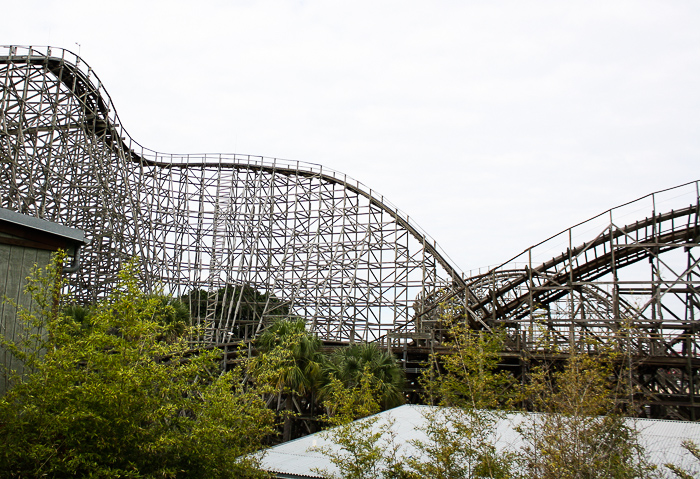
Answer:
322 342 405 410
254 318 322 442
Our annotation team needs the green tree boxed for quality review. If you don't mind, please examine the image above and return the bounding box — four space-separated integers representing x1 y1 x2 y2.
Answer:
253 317 323 442
145 294 190 340
517 350 657 479
322 342 405 411
311 413 408 479
314 303 516 479
404 407 513 479
181 284 289 336
666 440 700 478
320 363 383 426
409 301 516 479
420 311 515 410
0 254 275 478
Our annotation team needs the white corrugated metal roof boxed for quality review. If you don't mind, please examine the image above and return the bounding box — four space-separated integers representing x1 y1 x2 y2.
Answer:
259 404 700 478
259 405 430 478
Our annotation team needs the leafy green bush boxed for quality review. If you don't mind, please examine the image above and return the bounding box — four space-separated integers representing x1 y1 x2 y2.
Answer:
0 254 274 478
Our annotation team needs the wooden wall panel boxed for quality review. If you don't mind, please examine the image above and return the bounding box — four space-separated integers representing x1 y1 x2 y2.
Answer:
0 244 52 395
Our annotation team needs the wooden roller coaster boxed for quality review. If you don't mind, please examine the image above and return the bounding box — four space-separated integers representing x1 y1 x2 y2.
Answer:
1 45 698 419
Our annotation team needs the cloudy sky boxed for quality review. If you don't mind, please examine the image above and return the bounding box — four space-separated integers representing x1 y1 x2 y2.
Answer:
6 1 700 273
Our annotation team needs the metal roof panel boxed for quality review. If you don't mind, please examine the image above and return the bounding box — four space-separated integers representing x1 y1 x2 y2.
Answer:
0 208 86 244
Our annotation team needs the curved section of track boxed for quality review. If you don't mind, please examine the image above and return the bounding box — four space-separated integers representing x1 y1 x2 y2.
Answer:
2 45 698 359
469 204 698 323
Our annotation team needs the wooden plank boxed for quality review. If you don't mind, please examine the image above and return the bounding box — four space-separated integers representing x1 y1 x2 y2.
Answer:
387 332 432 340
1 244 26 394
0 243 12 395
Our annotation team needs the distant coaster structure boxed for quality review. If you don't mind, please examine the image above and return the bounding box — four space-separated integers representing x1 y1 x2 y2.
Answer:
418 183 700 420
1 46 699 419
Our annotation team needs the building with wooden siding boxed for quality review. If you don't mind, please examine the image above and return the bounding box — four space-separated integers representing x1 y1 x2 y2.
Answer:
0 208 86 395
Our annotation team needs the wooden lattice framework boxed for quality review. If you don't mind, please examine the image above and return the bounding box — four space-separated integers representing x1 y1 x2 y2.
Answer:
0 45 463 344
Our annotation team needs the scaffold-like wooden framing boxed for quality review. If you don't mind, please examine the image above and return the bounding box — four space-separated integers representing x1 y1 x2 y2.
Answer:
0 45 463 345
2 45 699 419
419 181 700 420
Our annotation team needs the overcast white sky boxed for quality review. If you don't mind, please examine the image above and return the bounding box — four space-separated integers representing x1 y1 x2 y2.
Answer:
6 1 700 273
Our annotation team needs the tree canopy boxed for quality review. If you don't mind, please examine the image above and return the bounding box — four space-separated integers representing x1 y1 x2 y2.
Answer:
321 342 405 413
252 317 324 442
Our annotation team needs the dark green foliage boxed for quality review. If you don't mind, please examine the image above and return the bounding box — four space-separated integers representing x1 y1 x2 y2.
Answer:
253 317 323 442
144 294 190 340
255 317 323 396
322 342 405 410
63 303 91 325
181 284 289 323
64 295 190 342
180 287 208 319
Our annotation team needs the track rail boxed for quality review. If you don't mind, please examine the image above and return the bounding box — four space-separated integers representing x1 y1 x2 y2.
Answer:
468 204 699 323
418 181 700 420
0 47 464 286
